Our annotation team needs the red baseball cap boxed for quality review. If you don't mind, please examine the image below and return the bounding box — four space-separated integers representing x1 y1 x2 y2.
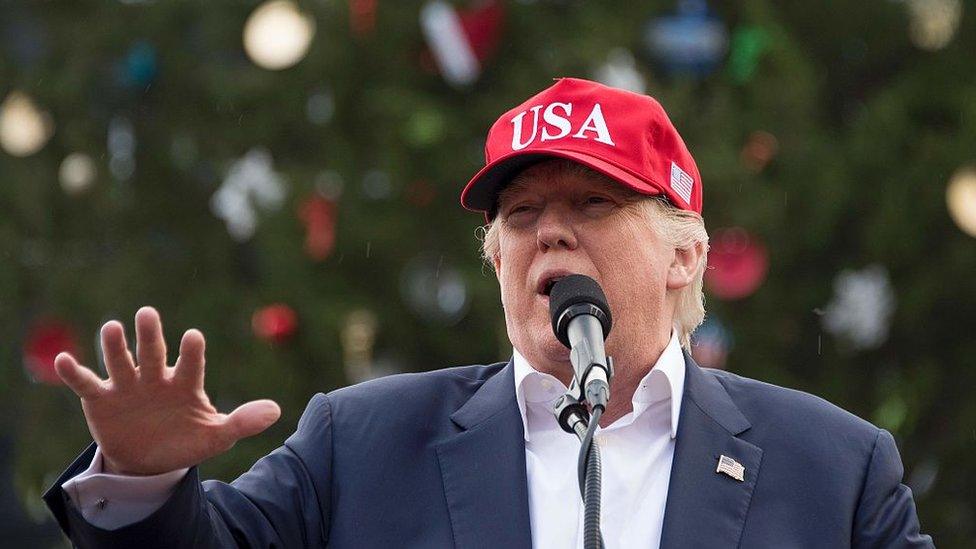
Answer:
460 77 702 218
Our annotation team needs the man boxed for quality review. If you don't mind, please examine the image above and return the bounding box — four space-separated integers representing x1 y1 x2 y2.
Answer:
45 78 932 547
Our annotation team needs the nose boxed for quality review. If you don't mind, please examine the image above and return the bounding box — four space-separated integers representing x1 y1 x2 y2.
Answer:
536 204 578 252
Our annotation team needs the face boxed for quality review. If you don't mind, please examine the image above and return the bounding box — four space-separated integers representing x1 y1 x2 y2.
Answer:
493 161 690 381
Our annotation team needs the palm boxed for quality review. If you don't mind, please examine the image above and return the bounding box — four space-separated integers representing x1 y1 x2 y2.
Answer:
81 379 227 475
55 307 280 476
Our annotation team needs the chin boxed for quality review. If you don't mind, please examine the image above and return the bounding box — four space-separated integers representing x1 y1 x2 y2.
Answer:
512 326 569 361
539 336 571 363
536 340 573 382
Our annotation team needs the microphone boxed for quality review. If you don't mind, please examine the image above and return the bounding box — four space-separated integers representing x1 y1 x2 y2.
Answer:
549 274 613 410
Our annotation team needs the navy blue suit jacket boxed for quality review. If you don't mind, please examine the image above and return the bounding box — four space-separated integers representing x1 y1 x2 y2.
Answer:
45 354 932 548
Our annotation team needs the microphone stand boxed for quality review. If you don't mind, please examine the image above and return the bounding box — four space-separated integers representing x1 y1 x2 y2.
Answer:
553 362 613 549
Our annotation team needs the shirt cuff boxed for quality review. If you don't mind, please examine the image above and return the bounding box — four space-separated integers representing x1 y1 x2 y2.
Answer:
61 447 189 531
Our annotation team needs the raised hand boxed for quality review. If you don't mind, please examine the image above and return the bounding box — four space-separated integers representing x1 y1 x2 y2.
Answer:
54 306 281 476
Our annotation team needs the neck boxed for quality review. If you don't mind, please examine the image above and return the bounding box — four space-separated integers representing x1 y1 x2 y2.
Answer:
597 346 665 426
534 331 673 428
598 369 645 426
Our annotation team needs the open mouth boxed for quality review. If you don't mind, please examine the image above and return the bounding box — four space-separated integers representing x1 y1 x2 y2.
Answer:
543 277 562 296
537 273 570 296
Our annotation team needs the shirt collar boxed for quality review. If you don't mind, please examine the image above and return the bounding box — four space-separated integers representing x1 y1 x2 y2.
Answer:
512 350 565 442
512 329 686 442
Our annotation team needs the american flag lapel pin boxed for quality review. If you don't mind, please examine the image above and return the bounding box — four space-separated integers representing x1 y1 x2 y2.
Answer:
716 455 745 482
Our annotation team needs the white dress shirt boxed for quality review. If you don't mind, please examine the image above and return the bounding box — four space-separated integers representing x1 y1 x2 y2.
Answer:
63 331 686 544
514 330 685 549
61 449 188 529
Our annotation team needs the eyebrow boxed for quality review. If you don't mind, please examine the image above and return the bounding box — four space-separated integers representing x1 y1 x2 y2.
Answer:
498 180 530 203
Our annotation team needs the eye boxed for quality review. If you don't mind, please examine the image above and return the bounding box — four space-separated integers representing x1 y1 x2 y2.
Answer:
581 194 617 210
505 202 537 217
578 194 619 218
501 203 538 225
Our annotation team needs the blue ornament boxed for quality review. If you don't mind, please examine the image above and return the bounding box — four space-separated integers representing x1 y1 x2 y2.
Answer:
644 0 728 77
116 41 158 89
691 316 734 369
2 14 50 67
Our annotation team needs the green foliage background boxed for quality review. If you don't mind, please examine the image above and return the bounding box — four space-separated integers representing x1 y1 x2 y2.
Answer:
1 0 973 545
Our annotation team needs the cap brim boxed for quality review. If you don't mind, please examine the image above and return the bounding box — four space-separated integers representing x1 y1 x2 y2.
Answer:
460 148 665 219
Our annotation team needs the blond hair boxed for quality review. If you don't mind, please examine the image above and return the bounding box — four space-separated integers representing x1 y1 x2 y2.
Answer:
478 160 709 349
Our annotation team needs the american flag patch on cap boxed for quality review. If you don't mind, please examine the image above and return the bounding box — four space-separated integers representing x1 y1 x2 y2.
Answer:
716 455 745 482
670 161 694 205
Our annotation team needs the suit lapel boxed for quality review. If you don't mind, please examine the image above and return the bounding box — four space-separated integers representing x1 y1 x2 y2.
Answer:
436 361 532 549
660 354 763 549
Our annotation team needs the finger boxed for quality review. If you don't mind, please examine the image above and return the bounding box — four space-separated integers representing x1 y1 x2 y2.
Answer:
135 306 167 381
174 329 205 386
54 352 104 400
100 321 136 383
222 400 281 443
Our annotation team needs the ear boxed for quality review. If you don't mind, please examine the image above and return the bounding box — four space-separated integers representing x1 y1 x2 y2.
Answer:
492 252 507 308
666 241 704 290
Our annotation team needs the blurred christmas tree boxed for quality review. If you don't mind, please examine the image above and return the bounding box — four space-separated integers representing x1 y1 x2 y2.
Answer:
0 0 973 545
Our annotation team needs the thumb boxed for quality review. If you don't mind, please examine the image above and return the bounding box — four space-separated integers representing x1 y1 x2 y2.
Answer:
224 399 281 442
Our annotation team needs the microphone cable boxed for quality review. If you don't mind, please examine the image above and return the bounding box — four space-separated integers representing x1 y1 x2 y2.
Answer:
574 405 605 549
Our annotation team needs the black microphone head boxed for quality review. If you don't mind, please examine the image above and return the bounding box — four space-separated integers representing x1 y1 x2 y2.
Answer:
548 274 612 348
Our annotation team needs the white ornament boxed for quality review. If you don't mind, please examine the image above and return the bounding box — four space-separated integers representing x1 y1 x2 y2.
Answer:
0 91 54 157
59 153 97 194
593 48 647 95
946 166 976 238
907 0 962 51
822 265 896 350
210 148 286 241
420 1 479 87
107 116 136 181
243 0 316 70
400 254 469 324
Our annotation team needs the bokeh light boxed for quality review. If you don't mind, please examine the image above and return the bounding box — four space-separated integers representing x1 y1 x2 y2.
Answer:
740 130 779 173
420 1 479 87
907 0 962 51
593 48 647 95
342 309 378 383
58 153 97 195
252 303 298 343
704 227 769 300
243 0 315 70
946 166 976 237
0 91 54 157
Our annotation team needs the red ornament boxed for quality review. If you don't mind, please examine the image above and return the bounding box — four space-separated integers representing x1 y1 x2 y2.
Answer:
705 228 769 300
350 0 377 37
252 304 298 343
406 180 436 208
24 318 79 385
458 0 503 63
298 194 337 261
420 0 504 87
740 130 779 173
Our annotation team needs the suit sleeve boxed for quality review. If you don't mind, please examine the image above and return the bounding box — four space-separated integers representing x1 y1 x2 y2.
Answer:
852 429 933 548
60 446 188 530
44 392 334 549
